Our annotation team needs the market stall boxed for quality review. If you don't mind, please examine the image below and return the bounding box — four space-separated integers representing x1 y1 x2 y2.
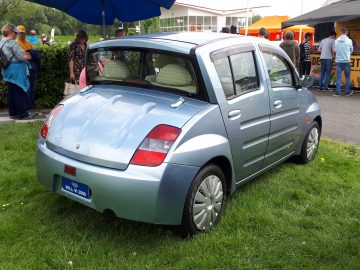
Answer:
240 16 314 43
282 0 360 89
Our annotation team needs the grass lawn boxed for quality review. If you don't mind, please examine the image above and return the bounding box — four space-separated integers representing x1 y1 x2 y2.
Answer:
0 122 359 269
53 35 102 44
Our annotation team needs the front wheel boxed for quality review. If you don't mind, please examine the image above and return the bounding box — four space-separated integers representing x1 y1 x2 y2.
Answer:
180 164 226 238
294 121 321 164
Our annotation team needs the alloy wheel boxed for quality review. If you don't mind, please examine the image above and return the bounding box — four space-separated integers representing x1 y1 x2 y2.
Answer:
306 127 319 161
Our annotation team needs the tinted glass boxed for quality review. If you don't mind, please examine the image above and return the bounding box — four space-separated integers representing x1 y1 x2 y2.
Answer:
86 48 202 98
262 52 294 88
213 57 235 99
230 52 259 94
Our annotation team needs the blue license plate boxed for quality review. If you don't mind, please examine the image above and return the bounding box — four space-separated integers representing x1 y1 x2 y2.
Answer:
62 177 91 200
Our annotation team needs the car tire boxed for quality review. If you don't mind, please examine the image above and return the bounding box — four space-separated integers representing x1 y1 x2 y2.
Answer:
293 121 321 164
180 164 226 238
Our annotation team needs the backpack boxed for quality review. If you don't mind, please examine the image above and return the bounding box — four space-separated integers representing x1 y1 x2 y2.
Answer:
299 42 306 61
0 40 14 69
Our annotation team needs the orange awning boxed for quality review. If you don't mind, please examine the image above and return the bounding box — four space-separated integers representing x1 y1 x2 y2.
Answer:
240 16 314 35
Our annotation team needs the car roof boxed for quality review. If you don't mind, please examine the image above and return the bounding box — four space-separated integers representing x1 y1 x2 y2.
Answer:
89 32 253 54
119 32 240 45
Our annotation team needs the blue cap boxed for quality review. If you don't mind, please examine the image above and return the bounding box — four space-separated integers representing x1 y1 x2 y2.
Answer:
13 28 21 33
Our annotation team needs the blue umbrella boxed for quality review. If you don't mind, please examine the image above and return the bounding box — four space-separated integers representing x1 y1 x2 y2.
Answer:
27 0 176 36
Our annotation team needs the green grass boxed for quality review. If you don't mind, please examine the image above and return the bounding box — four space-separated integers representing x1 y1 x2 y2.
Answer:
0 122 359 270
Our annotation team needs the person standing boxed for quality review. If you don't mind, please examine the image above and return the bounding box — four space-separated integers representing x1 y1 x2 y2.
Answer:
258 27 266 38
299 32 312 76
0 23 32 120
16 25 40 110
280 31 300 69
68 30 88 83
41 34 50 46
318 31 336 91
27 30 41 49
334 28 353 97
16 25 33 51
115 28 126 38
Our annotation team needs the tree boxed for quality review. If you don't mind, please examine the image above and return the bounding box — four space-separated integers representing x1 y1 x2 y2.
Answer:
0 0 22 21
251 14 262 25
0 0 163 37
4 2 48 31
141 17 160 34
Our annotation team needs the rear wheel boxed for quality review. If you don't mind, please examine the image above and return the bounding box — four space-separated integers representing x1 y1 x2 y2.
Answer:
180 164 226 238
294 121 320 164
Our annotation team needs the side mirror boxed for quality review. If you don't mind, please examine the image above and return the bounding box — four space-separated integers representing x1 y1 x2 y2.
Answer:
298 75 314 88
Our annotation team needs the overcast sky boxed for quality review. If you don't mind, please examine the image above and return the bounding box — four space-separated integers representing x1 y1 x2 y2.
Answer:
257 0 327 18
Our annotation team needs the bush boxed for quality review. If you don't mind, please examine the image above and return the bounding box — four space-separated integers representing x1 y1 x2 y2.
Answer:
36 44 69 107
0 43 69 108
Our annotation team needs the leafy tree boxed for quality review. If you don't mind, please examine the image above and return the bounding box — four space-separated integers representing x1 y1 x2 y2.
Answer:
141 17 160 34
251 14 262 25
0 0 162 37
0 0 22 21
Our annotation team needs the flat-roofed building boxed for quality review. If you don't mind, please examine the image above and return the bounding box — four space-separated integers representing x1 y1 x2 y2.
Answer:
160 0 270 33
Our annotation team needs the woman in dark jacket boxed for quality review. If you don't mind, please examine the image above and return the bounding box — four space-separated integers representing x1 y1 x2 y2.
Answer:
0 23 32 120
68 30 88 83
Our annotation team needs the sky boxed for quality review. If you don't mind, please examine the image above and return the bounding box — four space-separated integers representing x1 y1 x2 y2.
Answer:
256 0 328 18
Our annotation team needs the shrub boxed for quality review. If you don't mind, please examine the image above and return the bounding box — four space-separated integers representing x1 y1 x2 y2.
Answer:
36 44 69 107
0 43 69 108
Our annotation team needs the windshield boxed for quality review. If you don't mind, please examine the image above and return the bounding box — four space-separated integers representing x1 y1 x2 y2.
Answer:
86 48 205 100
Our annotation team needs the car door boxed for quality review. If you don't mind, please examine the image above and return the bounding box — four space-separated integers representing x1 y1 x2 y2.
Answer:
211 44 271 182
259 44 301 167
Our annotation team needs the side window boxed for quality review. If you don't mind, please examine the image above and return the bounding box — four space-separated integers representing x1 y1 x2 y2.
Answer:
213 50 259 100
213 57 235 99
262 52 294 88
230 52 259 95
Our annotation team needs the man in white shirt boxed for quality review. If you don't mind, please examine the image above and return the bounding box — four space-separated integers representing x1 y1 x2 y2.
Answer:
318 31 336 91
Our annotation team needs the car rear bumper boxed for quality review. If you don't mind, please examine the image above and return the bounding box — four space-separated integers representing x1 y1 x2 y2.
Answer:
36 137 200 225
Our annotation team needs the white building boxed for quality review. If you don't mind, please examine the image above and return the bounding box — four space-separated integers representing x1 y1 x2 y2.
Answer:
160 0 270 33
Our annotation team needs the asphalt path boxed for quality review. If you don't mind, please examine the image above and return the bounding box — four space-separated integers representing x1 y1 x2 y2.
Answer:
310 89 360 147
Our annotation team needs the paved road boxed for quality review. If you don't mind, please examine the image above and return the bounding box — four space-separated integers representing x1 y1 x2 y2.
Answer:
310 89 360 147
0 109 49 124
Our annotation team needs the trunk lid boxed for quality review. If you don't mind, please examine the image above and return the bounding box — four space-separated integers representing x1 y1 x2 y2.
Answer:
46 85 208 170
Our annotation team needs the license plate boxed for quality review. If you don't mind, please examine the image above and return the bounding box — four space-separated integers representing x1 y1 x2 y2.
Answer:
62 177 91 200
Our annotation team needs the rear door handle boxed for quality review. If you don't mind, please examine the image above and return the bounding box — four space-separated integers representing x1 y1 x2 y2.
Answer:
228 110 241 120
274 100 282 109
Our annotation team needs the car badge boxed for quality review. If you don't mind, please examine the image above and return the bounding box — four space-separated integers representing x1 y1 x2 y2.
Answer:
76 144 80 149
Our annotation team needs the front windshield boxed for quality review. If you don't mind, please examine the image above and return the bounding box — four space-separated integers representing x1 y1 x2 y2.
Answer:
86 48 204 99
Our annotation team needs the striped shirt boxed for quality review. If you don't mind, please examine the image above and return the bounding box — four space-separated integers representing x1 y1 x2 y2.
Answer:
302 41 312 62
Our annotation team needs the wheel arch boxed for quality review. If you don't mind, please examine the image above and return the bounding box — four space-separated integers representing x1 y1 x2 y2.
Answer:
203 156 235 196
314 115 322 133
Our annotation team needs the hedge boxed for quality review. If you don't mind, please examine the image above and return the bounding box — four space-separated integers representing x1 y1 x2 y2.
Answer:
0 44 69 108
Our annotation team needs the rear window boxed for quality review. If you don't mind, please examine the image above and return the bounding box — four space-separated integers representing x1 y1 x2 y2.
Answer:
86 48 205 100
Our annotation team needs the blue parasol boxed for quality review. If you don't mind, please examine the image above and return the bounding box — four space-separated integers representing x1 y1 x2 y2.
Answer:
27 0 176 37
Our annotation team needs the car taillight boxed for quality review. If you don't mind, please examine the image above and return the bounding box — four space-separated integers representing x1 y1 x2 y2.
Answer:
40 104 64 140
130 125 181 167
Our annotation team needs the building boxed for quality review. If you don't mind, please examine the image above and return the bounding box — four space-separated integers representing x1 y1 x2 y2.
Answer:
160 0 270 33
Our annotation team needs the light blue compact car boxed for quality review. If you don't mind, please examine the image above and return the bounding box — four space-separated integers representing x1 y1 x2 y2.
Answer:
37 33 321 236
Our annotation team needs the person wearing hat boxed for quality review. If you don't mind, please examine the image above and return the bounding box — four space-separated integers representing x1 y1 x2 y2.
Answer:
17 26 42 110
0 23 33 120
16 25 33 52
